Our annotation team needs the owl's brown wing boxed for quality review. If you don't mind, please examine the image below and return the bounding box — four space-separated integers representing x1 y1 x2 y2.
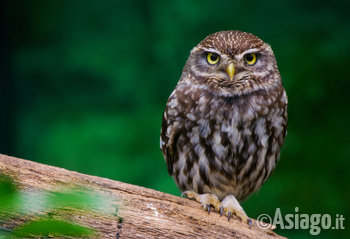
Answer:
160 108 177 176
161 94 191 177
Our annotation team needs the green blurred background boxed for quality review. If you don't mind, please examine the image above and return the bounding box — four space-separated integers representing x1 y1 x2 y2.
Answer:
1 0 349 238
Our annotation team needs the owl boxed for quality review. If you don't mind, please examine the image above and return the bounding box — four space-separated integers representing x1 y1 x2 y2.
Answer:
160 31 287 227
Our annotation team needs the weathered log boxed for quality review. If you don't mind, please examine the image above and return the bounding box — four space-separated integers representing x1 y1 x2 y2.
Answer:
0 154 285 238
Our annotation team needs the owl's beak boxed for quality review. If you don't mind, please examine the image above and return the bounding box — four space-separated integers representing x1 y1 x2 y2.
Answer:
226 63 235 81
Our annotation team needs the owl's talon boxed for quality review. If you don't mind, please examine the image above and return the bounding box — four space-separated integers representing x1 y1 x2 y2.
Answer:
221 194 251 226
206 204 211 214
248 218 252 229
180 191 222 216
180 191 251 227
181 191 189 198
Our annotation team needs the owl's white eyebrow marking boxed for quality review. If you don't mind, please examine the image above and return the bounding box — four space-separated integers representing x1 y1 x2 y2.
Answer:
200 47 221 55
235 48 261 60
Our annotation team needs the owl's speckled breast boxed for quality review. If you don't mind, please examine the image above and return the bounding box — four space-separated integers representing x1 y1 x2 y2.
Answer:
161 82 287 201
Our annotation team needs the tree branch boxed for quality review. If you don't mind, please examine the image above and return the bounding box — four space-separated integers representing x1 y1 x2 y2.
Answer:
0 154 285 238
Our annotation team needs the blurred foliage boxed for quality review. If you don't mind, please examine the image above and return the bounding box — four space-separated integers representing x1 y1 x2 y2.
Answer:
1 0 349 238
13 219 93 238
0 176 19 218
0 175 118 238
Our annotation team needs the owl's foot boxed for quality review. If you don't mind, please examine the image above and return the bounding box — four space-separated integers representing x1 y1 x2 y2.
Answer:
181 191 222 214
182 191 252 228
221 195 252 228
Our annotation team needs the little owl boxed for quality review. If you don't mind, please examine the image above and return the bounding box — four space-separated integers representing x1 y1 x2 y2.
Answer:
160 30 287 227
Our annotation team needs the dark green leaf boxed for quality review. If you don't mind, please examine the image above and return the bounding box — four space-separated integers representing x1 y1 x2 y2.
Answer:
13 219 93 238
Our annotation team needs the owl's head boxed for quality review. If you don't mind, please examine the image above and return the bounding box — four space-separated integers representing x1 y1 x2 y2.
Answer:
183 31 282 97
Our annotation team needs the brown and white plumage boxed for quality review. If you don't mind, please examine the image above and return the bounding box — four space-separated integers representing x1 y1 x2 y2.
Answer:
160 31 287 225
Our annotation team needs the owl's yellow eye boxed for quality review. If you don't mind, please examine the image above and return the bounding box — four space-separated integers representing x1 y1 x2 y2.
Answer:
244 53 257 65
207 52 220 65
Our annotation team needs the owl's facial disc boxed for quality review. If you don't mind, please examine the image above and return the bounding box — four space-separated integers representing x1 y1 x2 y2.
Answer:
183 31 282 97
